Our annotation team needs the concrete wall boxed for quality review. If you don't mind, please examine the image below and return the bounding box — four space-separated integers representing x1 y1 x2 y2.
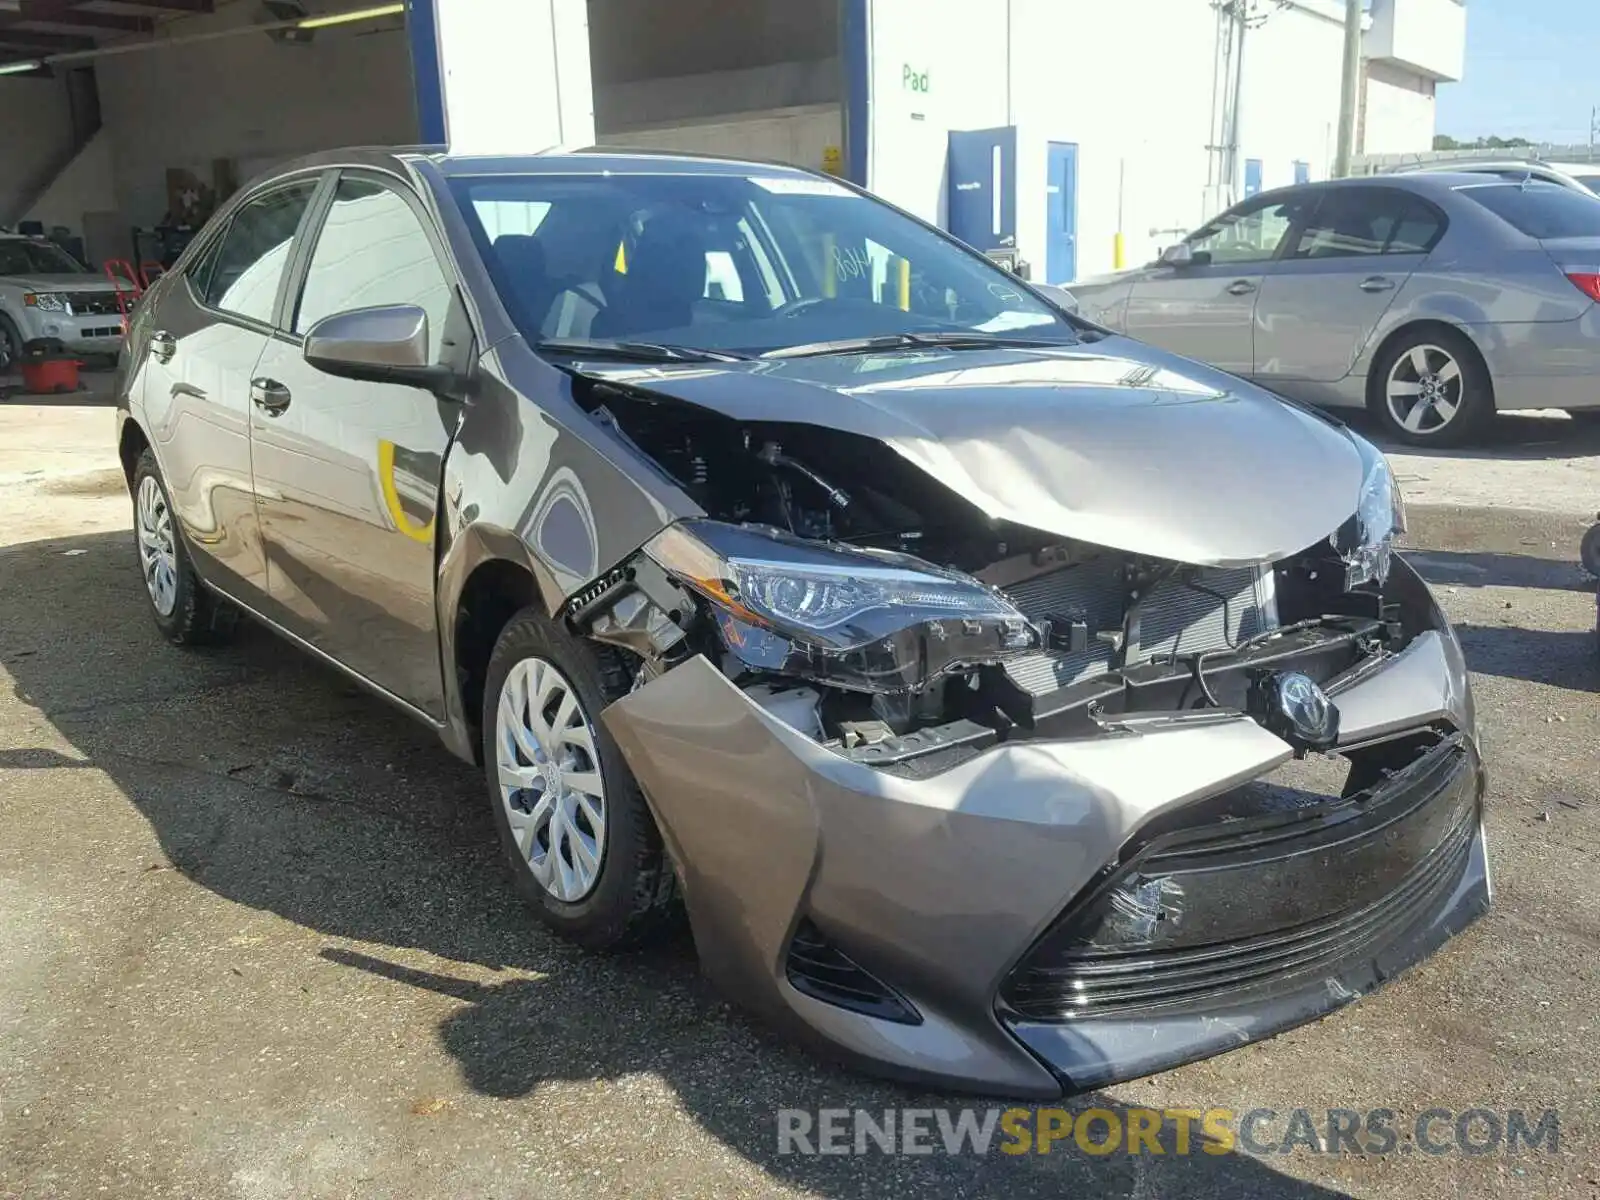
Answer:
598 105 841 173
1362 59 1438 156
860 0 1359 283
0 74 77 226
22 129 114 235
96 0 414 230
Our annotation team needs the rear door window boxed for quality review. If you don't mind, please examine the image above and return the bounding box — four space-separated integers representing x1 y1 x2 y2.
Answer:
1461 182 1600 239
201 180 319 323
1290 188 1444 258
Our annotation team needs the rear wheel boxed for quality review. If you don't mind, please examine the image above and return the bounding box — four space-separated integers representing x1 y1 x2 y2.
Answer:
1370 328 1493 447
131 449 237 645
481 608 677 950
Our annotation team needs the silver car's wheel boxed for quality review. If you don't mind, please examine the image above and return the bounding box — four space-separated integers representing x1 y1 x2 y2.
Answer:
136 473 178 617
495 656 607 903
1386 344 1463 436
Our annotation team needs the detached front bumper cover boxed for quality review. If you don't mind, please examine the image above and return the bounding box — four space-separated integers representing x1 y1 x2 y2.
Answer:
602 564 1489 1097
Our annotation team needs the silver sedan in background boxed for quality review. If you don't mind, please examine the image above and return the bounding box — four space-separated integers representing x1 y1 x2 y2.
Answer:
1069 173 1600 445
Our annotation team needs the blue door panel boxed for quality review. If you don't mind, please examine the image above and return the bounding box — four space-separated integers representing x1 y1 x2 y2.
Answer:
947 127 1017 252
1294 160 1311 185
1046 141 1079 285
1245 158 1264 197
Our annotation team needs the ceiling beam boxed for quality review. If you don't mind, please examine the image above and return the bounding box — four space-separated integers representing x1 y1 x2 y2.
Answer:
0 26 92 49
97 0 215 11
0 3 153 33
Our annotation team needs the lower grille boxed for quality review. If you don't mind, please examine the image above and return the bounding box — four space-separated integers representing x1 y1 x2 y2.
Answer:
1000 560 1273 695
1003 737 1479 1020
64 292 121 317
786 920 921 1025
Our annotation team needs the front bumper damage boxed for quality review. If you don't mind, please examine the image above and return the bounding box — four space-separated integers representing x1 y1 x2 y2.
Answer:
601 560 1490 1097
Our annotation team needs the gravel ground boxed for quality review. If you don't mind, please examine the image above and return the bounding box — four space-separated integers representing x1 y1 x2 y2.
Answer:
1 398 1597 1199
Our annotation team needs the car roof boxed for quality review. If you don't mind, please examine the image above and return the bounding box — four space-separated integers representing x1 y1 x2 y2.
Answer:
257 144 832 184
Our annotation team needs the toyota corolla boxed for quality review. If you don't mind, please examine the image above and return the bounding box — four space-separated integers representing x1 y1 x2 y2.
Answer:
114 147 1489 1097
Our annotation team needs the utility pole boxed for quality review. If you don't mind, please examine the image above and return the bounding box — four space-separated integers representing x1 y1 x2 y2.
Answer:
1590 105 1598 160
1333 0 1363 177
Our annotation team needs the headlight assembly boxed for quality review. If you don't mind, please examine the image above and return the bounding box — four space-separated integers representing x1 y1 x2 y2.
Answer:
23 292 67 313
644 520 1038 693
1331 435 1406 589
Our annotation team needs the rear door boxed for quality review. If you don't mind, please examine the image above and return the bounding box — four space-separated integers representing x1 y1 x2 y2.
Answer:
1252 186 1444 384
249 170 462 716
137 177 321 606
1123 190 1313 375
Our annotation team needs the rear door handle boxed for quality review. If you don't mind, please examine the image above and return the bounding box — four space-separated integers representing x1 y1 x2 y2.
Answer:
149 330 176 363
1359 276 1396 293
250 377 291 416
1227 280 1257 296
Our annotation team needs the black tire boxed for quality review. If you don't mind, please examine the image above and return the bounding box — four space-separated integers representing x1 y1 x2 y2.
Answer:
1369 326 1494 447
0 313 20 374
480 608 677 950
1582 524 1600 579
131 448 238 645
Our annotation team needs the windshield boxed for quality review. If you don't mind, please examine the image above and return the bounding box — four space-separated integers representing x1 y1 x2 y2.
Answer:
450 170 1074 356
0 239 90 275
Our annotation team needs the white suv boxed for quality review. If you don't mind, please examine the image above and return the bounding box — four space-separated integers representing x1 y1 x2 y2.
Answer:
0 235 126 372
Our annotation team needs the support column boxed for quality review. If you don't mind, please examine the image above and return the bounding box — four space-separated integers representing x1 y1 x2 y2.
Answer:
408 0 594 153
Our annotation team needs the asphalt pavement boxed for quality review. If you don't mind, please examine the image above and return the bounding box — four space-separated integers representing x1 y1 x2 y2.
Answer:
1 393 1597 1199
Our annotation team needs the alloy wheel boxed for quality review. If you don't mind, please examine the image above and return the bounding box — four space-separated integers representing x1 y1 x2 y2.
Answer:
1386 344 1463 436
136 474 178 616
495 656 608 902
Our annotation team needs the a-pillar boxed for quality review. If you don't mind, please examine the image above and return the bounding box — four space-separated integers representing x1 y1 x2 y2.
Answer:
407 0 595 153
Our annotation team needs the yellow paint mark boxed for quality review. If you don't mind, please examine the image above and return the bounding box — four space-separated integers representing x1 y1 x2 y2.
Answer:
614 240 628 274
378 440 435 545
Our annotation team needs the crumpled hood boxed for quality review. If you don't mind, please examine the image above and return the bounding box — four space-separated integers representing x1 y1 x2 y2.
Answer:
581 337 1368 566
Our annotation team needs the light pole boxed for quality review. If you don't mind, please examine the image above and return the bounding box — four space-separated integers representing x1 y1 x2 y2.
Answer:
1333 0 1363 177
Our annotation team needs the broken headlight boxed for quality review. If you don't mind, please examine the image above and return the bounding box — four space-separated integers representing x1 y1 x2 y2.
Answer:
644 520 1038 693
1331 435 1406 589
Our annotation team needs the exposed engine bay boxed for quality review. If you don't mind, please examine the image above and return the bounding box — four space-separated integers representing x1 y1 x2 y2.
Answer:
567 379 1413 775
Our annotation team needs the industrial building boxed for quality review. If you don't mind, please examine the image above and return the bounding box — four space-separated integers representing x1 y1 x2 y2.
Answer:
1 0 1466 285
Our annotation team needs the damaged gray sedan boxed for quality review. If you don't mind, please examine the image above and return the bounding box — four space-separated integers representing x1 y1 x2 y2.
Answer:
114 147 1490 1098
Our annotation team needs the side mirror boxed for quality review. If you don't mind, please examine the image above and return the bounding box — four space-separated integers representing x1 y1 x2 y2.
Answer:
303 304 455 390
1159 242 1195 268
1035 283 1080 315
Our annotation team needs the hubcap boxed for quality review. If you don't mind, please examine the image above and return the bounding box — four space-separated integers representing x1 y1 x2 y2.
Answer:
136 474 178 616
495 657 607 902
1387 344 1463 435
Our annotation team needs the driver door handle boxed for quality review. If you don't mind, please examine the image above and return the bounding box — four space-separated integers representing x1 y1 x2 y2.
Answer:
149 330 176 363
1360 276 1396 293
250 377 291 416
1226 280 1257 296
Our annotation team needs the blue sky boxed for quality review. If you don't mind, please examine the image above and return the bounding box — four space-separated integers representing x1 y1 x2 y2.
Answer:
1435 0 1600 143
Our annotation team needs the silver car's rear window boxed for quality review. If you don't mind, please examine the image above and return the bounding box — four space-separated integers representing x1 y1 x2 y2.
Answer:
1461 183 1600 239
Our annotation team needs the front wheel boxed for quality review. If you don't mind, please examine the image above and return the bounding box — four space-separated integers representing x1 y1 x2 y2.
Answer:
1370 328 1494 447
481 609 677 950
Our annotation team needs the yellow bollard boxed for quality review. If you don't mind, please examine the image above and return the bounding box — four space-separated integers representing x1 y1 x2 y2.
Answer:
898 257 911 311
1113 232 1126 271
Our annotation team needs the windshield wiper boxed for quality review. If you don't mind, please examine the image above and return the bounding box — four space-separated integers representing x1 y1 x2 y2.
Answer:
761 331 1073 360
534 338 750 363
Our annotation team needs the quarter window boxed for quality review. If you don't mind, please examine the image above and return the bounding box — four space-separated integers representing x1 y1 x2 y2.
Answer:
294 176 454 359
201 181 318 323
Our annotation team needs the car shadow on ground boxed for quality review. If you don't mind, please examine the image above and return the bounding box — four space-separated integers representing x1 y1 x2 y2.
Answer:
1453 623 1599 693
1 529 1357 1198
1405 546 1595 592
1344 409 1600 463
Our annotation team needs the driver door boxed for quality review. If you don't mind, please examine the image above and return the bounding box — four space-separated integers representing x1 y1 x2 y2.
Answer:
1124 191 1314 376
